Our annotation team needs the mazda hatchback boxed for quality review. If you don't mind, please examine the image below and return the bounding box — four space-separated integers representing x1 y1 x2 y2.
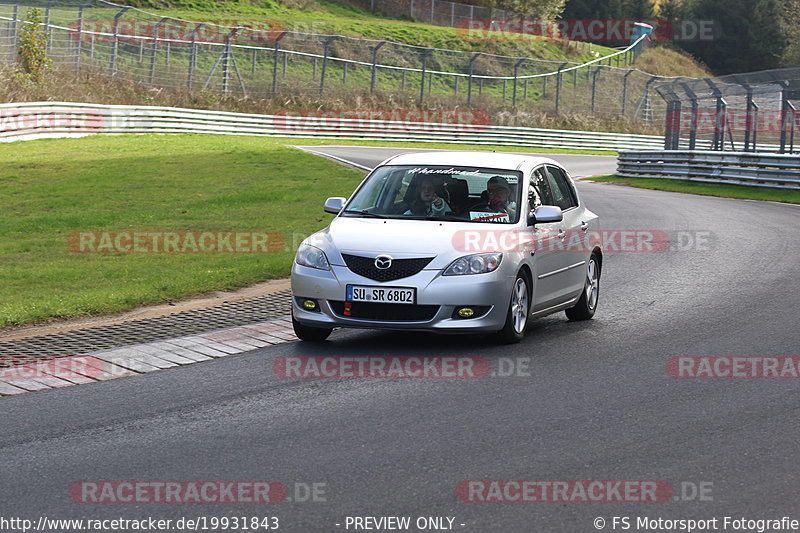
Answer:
291 151 601 343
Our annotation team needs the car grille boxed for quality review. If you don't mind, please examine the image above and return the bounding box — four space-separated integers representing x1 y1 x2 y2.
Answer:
341 254 434 282
330 301 439 321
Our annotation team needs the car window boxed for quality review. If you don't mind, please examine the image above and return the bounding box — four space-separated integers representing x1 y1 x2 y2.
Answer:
530 166 555 209
344 165 523 223
545 165 578 210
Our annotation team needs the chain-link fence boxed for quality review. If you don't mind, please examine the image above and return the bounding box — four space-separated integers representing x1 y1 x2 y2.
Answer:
351 0 514 29
0 0 673 122
657 69 800 153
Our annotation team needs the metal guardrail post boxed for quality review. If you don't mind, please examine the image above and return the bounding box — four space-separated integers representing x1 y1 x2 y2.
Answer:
369 41 385 93
466 53 480 107
512 58 525 107
319 36 337 96
149 17 169 85
187 23 205 90
109 7 130 75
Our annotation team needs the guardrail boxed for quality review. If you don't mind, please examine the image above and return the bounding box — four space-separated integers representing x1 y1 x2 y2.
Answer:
0 102 666 151
618 150 800 189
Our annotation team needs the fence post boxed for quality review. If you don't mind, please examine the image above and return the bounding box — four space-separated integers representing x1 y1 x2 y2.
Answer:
149 17 169 85
187 22 204 90
555 62 567 115
704 79 725 150
450 1 455 26
271 33 286 96
109 7 130 75
11 2 19 59
590 67 601 115
419 48 433 104
621 69 634 116
410 0 414 19
44 1 55 57
75 1 93 73
512 58 525 107
680 83 698 150
430 0 435 24
222 27 241 94
467 52 480 106
370 41 386 93
319 35 337 96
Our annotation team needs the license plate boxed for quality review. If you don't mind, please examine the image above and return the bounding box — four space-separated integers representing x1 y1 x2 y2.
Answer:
346 285 416 304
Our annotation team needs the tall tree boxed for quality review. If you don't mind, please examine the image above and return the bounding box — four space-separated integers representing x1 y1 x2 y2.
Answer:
681 0 787 73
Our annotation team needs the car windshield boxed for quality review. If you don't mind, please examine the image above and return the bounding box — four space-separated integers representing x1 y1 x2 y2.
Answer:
343 165 523 224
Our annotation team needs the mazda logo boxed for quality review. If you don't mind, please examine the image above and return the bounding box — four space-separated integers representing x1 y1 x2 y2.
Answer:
374 255 393 270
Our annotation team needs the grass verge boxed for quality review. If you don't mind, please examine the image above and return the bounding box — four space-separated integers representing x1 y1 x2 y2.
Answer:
0 134 365 328
590 175 800 204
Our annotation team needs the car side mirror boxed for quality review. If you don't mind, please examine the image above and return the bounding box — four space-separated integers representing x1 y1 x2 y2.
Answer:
324 197 346 214
527 205 563 226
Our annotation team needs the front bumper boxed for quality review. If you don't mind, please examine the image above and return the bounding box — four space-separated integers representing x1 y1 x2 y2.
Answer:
291 262 513 333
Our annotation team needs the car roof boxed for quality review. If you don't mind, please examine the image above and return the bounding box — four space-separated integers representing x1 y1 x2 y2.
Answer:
381 151 560 172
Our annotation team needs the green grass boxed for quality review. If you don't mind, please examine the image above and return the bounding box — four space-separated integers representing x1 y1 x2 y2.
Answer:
0 134 366 327
590 175 800 204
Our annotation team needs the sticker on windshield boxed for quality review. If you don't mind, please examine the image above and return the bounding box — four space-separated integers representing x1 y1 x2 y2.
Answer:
470 211 511 223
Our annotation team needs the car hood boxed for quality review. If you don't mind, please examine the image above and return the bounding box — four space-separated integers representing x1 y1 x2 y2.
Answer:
310 217 492 266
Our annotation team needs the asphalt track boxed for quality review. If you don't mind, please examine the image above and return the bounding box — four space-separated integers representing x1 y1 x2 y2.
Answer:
1 146 799 532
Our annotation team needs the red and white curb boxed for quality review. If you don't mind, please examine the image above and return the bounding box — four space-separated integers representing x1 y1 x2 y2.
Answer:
0 316 297 396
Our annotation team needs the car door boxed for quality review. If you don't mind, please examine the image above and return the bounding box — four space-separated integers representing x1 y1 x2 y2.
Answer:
544 164 589 299
526 165 568 312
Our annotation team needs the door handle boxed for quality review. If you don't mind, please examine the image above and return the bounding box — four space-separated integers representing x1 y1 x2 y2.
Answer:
580 221 589 231
558 229 566 240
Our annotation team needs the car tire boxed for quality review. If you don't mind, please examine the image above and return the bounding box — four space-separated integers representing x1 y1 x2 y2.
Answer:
497 272 531 344
566 252 600 321
292 313 333 342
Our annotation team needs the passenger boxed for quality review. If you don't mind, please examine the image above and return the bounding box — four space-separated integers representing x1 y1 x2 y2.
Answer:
404 177 452 216
486 176 517 217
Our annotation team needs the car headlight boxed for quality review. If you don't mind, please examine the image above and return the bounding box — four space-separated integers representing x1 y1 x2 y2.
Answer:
443 253 503 276
295 244 330 270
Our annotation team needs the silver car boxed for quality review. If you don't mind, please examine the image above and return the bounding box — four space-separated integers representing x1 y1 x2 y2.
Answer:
291 151 601 343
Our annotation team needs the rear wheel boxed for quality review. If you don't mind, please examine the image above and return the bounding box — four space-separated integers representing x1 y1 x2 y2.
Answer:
566 253 600 321
497 273 530 344
292 313 333 342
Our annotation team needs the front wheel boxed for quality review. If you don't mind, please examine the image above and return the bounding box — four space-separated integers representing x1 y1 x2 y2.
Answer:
497 273 530 344
566 253 600 321
292 313 333 342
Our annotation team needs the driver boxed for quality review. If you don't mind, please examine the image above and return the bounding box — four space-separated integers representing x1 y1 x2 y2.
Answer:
403 176 452 216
